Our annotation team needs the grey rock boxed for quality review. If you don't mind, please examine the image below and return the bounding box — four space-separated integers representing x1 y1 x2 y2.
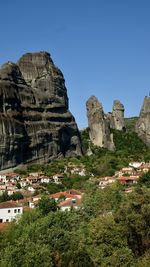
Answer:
86 96 115 151
135 96 150 146
109 100 125 130
0 52 82 170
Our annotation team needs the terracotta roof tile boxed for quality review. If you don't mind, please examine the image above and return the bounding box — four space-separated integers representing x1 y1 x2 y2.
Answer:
0 201 22 209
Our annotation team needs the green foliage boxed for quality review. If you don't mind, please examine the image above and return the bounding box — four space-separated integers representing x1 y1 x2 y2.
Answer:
45 183 65 194
38 195 58 215
0 191 24 202
125 117 138 132
138 170 150 187
11 192 24 201
0 191 10 202
15 168 28 176
0 187 150 266
80 128 90 153
16 182 21 189
113 129 148 160
114 189 150 256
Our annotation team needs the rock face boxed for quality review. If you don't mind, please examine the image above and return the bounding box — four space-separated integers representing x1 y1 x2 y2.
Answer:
86 96 115 150
110 100 125 130
135 96 150 146
0 52 82 170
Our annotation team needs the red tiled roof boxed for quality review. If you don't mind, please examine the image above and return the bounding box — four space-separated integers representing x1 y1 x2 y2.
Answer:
0 201 23 209
50 192 73 199
65 189 82 195
58 197 82 207
119 176 139 181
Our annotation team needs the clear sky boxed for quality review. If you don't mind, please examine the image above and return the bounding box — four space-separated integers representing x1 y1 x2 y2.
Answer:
0 0 150 129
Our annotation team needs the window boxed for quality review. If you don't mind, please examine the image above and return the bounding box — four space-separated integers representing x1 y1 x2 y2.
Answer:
6 219 9 222
14 209 17 213
18 209 20 213
0 219 3 223
8 209 11 213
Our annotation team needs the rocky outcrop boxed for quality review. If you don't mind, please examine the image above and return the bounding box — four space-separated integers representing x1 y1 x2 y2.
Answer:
86 96 115 151
110 100 125 130
0 52 82 170
135 96 150 146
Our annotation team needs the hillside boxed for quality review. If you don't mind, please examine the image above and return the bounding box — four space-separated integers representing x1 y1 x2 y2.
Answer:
124 117 138 132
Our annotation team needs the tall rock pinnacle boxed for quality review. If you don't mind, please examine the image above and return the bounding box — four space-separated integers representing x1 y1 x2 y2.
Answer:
86 96 115 151
111 100 125 130
0 52 82 170
135 96 150 146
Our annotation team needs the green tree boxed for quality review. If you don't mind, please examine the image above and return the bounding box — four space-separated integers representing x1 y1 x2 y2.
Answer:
0 191 10 202
86 215 134 266
10 192 24 201
138 170 150 187
38 195 57 215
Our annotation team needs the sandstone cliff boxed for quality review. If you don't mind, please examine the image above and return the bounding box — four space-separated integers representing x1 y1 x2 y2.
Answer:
86 96 115 151
135 96 150 146
0 52 82 170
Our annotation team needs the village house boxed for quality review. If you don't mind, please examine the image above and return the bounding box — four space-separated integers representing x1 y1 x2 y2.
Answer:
52 174 64 184
0 185 6 195
99 176 116 189
64 163 86 176
39 175 52 183
24 176 41 185
0 174 7 183
20 178 28 188
0 201 23 223
129 162 144 169
28 195 42 208
0 183 17 196
50 191 75 201
50 189 83 202
29 172 44 177
58 197 82 211
27 186 36 193
137 163 150 173
118 175 139 185
70 167 86 176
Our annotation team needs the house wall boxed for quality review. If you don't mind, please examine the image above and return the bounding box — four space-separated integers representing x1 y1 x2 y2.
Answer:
0 207 23 223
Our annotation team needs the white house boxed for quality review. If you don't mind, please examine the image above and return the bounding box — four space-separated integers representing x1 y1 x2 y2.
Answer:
58 197 81 211
99 176 116 189
0 201 23 223
0 174 7 183
129 162 144 168
40 176 51 183
52 174 64 184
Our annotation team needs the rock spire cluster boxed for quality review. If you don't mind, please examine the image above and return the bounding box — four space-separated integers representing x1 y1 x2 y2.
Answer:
86 96 125 150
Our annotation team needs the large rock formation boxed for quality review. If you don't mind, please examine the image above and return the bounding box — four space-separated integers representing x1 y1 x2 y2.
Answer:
110 100 125 130
86 96 115 150
135 96 150 146
0 52 82 170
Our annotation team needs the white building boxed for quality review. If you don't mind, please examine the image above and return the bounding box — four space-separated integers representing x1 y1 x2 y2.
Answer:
40 176 51 183
129 162 144 168
0 201 23 223
58 197 81 211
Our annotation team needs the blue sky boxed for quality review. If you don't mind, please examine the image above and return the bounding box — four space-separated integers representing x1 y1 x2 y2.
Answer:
1 0 150 129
